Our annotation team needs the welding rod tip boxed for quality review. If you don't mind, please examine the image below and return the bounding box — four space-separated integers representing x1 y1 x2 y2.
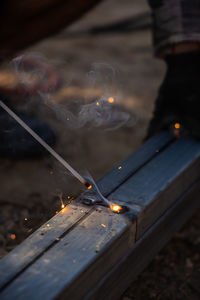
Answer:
85 182 92 189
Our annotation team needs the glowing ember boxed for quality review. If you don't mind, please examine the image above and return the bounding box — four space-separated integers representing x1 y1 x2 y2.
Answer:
24 218 28 221
10 234 16 240
174 123 181 129
110 204 123 213
87 184 92 190
118 166 122 170
101 224 106 228
59 192 65 209
108 97 114 103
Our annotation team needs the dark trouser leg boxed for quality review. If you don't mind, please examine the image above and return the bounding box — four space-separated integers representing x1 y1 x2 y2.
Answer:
146 0 200 138
148 0 200 56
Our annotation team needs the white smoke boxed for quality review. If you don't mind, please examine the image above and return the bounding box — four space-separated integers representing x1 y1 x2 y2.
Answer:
8 55 138 130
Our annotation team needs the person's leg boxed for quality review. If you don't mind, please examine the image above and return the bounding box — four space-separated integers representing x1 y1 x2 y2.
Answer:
147 0 200 138
148 0 200 56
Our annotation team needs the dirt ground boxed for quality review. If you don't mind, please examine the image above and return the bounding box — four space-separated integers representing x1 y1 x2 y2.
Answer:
0 0 199 299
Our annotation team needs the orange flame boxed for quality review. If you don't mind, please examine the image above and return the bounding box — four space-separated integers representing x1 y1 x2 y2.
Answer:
59 192 65 209
10 234 16 240
110 204 123 213
174 123 181 129
108 97 114 103
87 184 92 190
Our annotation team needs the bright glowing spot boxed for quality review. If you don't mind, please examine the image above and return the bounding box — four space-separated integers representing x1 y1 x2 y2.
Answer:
10 234 16 240
108 97 114 103
87 185 92 190
59 192 65 209
118 166 122 170
24 218 28 221
47 224 50 227
110 204 122 213
67 118 70 121
101 224 106 228
96 101 100 106
56 211 58 214
174 123 181 129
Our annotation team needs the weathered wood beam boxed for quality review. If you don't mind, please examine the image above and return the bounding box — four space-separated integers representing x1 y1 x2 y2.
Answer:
0 131 172 290
0 132 199 300
85 178 200 300
111 137 200 238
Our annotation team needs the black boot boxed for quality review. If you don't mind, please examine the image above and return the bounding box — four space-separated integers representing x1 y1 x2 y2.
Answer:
146 51 200 139
0 98 56 158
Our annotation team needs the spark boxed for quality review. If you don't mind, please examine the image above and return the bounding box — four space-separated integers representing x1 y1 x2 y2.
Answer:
59 192 65 209
108 97 114 103
24 218 28 221
10 234 16 240
110 204 123 213
174 123 181 129
87 184 92 190
101 224 106 228
118 166 122 170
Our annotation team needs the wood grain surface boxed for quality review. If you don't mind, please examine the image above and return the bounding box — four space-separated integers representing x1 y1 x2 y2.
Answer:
1 133 199 300
110 137 200 238
0 131 172 291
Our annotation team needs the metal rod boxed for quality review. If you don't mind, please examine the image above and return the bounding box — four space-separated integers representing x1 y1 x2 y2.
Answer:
0 100 87 186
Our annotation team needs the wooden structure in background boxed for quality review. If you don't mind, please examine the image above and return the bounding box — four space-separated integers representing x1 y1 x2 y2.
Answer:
0 131 200 300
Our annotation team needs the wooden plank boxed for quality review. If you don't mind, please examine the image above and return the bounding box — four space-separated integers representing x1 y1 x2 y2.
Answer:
0 207 137 300
0 203 91 290
98 131 173 196
84 179 200 300
0 134 199 300
0 131 172 289
110 137 200 238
